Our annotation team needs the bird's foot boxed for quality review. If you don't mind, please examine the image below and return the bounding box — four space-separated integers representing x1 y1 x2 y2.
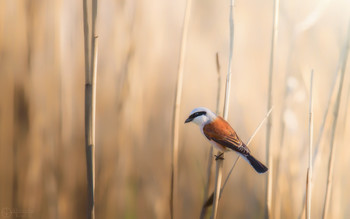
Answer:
215 152 224 161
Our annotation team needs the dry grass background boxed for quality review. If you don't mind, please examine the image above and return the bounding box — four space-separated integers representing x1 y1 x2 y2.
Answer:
1 0 350 218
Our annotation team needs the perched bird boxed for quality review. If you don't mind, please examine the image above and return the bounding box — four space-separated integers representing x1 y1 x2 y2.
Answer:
185 107 268 174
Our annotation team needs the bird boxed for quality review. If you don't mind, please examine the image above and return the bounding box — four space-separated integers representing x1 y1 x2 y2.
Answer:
185 107 268 174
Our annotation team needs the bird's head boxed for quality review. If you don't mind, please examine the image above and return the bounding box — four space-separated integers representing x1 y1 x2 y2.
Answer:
184 107 217 127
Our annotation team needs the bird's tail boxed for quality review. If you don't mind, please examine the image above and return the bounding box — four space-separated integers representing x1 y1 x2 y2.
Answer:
246 154 268 174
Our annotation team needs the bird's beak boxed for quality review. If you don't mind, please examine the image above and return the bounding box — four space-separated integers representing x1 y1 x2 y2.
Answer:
185 117 193 123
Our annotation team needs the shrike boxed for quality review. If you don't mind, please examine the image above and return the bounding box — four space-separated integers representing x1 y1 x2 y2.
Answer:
185 107 268 174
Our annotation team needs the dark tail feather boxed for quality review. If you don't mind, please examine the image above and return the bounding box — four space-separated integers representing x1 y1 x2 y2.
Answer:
246 154 268 174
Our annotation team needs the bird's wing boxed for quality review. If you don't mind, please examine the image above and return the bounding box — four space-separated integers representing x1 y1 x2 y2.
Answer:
203 117 250 155
213 138 250 155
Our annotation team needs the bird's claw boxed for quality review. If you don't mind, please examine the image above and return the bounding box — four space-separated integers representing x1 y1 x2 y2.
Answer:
215 153 224 161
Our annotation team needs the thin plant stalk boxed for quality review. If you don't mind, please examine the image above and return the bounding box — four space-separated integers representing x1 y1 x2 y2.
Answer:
83 0 90 81
200 53 221 219
221 2 234 120
211 154 223 219
266 0 279 218
83 0 98 218
200 132 214 219
306 70 314 219
170 0 192 218
298 67 339 219
305 171 309 219
322 21 350 219
215 53 222 117
211 1 234 218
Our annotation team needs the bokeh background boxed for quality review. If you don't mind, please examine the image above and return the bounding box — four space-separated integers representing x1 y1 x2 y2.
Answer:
1 0 350 218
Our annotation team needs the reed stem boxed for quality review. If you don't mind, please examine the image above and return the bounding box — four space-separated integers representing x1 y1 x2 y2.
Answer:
306 70 314 219
170 0 192 218
83 0 98 218
265 0 279 217
211 1 235 218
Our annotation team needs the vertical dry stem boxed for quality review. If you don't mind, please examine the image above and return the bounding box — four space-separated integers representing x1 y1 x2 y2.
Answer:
215 53 222 116
170 0 192 218
211 1 234 218
200 53 221 219
211 159 223 219
306 70 314 219
84 0 98 218
83 0 90 80
266 0 279 218
322 21 350 219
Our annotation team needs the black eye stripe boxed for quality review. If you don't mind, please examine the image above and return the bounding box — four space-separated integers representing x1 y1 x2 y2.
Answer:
190 111 206 119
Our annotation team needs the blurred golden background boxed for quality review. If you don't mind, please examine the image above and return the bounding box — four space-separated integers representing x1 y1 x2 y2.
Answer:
1 0 350 218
